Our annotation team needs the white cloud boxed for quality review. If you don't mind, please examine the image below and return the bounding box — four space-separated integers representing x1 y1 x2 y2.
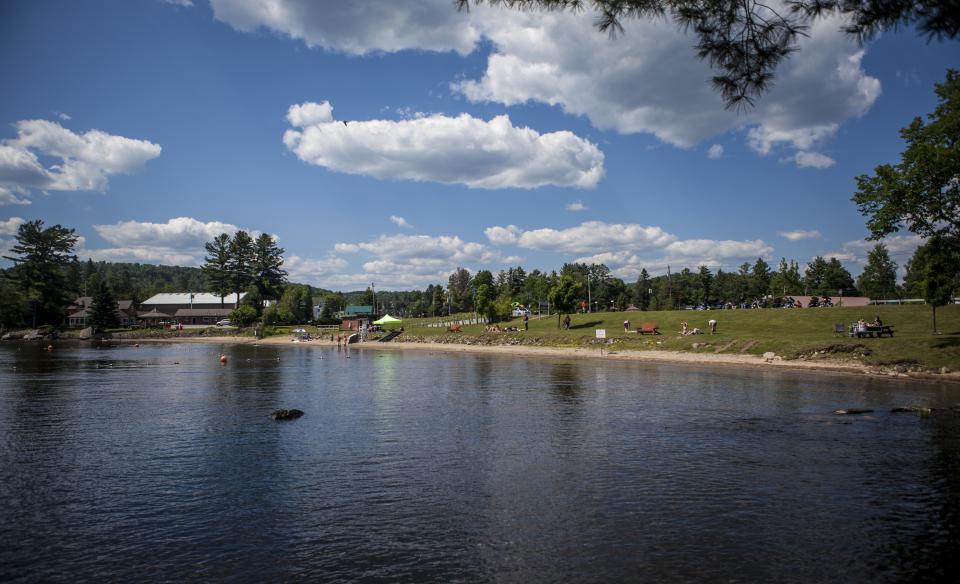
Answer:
162 0 194 6
454 9 880 161
210 0 483 55
0 216 25 236
707 144 724 159
778 229 822 241
488 220 674 254
212 2 880 164
314 232 510 289
791 151 836 169
389 215 413 229
85 217 258 266
0 119 161 204
486 220 772 278
286 101 333 126
55 112 72 121
283 101 604 189
566 200 586 211
284 254 349 283
0 185 31 205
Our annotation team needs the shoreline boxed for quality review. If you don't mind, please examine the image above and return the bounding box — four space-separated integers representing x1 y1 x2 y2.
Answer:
130 334 960 384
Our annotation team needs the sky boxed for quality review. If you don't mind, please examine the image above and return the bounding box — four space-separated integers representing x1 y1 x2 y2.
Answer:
0 0 957 291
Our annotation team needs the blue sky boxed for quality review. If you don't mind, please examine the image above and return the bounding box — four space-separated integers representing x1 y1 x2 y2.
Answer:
1 0 956 290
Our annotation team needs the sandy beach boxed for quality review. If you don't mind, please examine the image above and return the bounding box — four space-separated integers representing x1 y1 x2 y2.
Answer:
133 334 960 383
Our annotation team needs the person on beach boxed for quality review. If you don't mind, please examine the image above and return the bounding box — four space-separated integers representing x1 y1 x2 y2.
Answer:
562 315 571 330
856 318 867 338
680 321 689 335
708 319 717 334
872 315 883 327
623 319 630 332
523 313 529 331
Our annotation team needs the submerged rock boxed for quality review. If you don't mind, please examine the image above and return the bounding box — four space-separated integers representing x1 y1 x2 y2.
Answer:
891 406 934 414
271 409 304 421
833 408 873 415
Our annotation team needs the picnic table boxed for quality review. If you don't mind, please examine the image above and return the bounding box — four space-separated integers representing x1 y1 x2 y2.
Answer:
637 322 660 335
849 324 895 338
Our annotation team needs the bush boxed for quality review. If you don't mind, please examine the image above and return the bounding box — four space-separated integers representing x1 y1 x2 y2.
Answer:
230 305 258 327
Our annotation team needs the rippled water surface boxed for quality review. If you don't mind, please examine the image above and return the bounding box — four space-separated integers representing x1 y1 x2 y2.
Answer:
1 342 958 583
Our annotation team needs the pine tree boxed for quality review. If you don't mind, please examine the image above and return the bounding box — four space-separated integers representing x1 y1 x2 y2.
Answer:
228 230 255 308
2 220 78 327
88 281 120 333
252 233 287 311
202 233 232 307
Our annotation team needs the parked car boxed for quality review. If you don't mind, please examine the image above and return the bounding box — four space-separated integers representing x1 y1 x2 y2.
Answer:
216 319 233 327
511 307 531 317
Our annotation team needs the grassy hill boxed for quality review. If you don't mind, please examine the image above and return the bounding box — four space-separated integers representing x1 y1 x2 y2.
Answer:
400 304 960 370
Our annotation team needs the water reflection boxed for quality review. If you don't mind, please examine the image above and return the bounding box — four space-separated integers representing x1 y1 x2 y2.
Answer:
0 343 958 583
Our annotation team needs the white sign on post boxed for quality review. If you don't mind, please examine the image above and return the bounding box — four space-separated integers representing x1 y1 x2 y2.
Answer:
595 329 606 339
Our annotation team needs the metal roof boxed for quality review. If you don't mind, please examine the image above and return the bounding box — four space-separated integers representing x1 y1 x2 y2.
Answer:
142 292 245 305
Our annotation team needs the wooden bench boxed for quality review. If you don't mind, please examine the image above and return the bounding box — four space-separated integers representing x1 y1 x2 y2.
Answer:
638 322 660 335
849 324 894 338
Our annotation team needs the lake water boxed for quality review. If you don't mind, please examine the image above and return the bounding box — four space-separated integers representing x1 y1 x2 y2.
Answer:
1 342 958 583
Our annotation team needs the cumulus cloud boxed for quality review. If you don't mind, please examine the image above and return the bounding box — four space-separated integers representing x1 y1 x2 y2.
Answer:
283 101 604 189
389 215 413 229
778 229 822 241
486 220 772 278
211 2 880 167
284 254 349 283
0 119 161 204
85 217 256 266
0 216 25 236
315 232 509 289
707 144 724 159
566 200 586 211
791 151 836 169
210 0 483 55
453 9 879 166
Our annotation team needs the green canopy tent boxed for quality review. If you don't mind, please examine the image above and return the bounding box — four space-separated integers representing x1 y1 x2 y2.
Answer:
373 314 402 326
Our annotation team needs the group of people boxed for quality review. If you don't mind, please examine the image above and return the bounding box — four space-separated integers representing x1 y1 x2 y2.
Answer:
679 319 718 335
854 315 883 337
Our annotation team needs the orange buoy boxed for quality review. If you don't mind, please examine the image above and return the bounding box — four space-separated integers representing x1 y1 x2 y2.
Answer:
219 354 228 364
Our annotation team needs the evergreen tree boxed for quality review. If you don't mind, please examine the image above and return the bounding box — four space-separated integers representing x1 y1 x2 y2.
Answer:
202 233 232 307
252 233 287 310
750 258 771 300
634 268 651 310
227 230 255 307
697 265 713 306
857 244 898 300
448 267 473 312
2 220 78 327
87 280 119 332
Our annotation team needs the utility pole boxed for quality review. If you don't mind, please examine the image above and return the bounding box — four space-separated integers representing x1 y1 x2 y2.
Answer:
667 265 673 310
587 271 592 313
371 282 376 316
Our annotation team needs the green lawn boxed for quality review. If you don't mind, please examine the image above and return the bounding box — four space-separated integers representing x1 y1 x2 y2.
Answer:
402 305 960 369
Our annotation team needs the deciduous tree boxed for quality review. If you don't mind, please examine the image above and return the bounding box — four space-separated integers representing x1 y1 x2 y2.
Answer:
857 244 898 300
854 70 959 241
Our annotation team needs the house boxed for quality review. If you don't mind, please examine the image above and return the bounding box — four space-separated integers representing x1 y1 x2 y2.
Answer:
66 297 138 328
172 308 233 326
140 292 246 317
339 304 374 331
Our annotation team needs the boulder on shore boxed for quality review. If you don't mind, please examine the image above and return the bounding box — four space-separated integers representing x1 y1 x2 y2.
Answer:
271 409 304 421
79 327 94 340
22 330 42 341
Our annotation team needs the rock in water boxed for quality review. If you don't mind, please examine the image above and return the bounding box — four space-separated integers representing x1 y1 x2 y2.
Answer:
834 408 873 415
271 409 304 421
